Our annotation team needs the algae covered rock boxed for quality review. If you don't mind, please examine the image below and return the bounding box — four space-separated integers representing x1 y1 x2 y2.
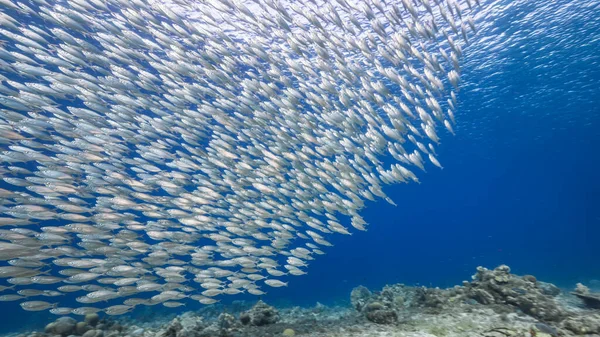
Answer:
84 313 100 327
239 312 251 325
350 284 404 324
196 314 239 337
282 328 295 336
562 315 600 335
414 286 446 309
160 314 207 337
161 318 183 337
471 288 495 305
82 330 103 337
75 321 90 335
239 300 279 326
531 323 559 337
481 327 523 337
217 313 237 330
52 317 77 336
537 282 560 297
363 301 398 324
464 265 565 322
480 327 528 337
179 314 207 337
44 323 55 334
81 330 97 337
350 282 457 323
350 285 372 311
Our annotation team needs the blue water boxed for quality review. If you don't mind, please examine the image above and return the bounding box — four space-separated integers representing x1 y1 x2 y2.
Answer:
261 0 600 306
1 0 600 333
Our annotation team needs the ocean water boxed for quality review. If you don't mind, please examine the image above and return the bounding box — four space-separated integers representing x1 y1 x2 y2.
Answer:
262 0 600 306
0 0 599 334
302 0 595 304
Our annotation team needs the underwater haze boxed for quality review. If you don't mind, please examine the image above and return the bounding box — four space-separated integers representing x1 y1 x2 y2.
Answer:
0 0 599 335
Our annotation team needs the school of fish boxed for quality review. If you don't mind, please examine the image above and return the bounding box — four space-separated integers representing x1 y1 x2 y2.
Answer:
0 0 480 315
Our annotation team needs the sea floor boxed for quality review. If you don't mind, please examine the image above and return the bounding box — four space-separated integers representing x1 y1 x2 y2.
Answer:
4 265 600 337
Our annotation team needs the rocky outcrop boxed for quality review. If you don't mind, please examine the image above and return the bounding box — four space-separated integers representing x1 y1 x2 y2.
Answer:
349 284 408 324
21 265 600 337
350 285 372 312
538 282 561 297
562 314 600 335
44 316 110 337
463 265 566 322
45 317 77 336
160 312 241 337
84 313 100 327
413 286 448 310
350 265 572 326
363 302 398 324
572 283 600 309
239 300 279 326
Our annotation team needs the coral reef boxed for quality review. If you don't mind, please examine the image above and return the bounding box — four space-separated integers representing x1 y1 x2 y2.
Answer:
239 300 280 326
348 265 600 335
350 286 372 312
42 316 123 337
45 317 77 337
463 265 566 322
158 311 243 337
562 315 600 335
363 302 398 324
7 266 600 337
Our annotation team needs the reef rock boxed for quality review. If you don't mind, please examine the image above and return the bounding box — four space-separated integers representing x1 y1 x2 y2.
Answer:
217 313 237 331
538 281 561 297
531 323 559 337
350 285 406 324
160 314 206 337
562 314 600 335
350 285 372 311
463 265 565 322
82 330 104 337
481 327 524 337
47 317 78 336
76 321 90 335
161 319 182 337
350 265 568 325
471 288 496 305
84 313 100 327
282 328 296 336
414 286 448 310
239 300 279 326
363 302 398 324
572 283 600 309
157 313 241 337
